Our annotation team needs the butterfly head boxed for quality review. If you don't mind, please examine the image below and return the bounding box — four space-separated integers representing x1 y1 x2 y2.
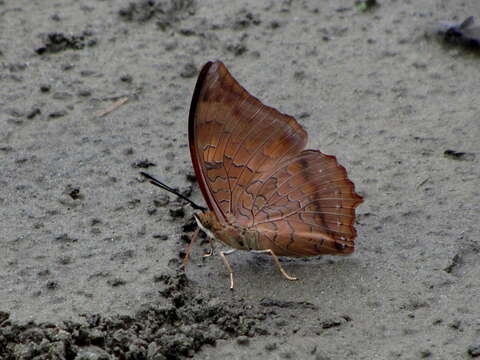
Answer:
193 211 218 240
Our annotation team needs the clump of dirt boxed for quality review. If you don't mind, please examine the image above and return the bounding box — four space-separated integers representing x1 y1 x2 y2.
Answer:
443 149 476 161
0 270 269 359
35 31 97 55
118 0 196 30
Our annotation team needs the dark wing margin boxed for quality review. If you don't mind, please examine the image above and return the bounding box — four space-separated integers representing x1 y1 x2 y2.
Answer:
188 61 223 220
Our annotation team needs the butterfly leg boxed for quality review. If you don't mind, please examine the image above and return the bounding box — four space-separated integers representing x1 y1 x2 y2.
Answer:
183 228 200 267
219 249 237 290
254 249 298 281
203 237 215 257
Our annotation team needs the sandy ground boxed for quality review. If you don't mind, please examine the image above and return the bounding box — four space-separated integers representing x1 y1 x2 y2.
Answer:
1 0 479 359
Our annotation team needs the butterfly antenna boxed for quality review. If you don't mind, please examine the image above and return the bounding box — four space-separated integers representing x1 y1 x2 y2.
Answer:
140 172 207 211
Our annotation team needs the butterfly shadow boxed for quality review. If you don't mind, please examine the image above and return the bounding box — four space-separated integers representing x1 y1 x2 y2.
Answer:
187 248 364 303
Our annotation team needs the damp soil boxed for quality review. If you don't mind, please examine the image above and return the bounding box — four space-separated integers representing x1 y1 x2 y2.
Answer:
0 271 270 359
1 0 479 359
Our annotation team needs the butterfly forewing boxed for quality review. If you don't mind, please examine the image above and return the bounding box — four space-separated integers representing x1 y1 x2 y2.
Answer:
189 61 307 225
189 61 362 256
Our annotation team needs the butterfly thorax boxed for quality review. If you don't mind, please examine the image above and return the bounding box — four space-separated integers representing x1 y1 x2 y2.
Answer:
194 211 258 251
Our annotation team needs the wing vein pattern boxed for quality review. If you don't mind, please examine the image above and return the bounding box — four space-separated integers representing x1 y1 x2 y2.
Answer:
189 61 362 256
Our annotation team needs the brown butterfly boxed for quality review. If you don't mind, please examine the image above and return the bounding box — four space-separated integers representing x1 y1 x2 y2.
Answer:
142 61 363 289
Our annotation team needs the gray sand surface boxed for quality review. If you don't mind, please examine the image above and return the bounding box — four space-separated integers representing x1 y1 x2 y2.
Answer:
1 0 479 359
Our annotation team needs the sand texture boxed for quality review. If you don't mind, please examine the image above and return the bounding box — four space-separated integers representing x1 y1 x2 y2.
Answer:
1 0 479 359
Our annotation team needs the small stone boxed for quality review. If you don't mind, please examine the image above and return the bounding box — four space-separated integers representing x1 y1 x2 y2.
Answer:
468 344 480 357
80 70 95 77
420 349 432 358
226 43 247 56
91 218 102 226
75 347 110 360
120 74 132 83
107 278 126 287
46 281 58 290
153 195 169 207
449 319 462 330
270 21 280 29
27 108 41 119
279 351 295 359
68 187 82 200
180 63 197 78
148 342 167 360
444 149 475 161
182 218 196 232
49 110 67 118
169 207 185 218
185 172 196 182
179 28 195 36
133 159 155 168
40 85 51 93
315 354 332 360
58 256 72 265
78 89 92 97
55 233 77 243
0 311 10 324
236 335 250 345
38 269 50 277
62 63 74 71
52 91 72 100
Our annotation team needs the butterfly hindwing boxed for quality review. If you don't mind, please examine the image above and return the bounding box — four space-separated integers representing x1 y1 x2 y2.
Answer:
253 150 362 256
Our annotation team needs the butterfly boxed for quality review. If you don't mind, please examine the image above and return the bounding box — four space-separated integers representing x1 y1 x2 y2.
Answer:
142 61 363 289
